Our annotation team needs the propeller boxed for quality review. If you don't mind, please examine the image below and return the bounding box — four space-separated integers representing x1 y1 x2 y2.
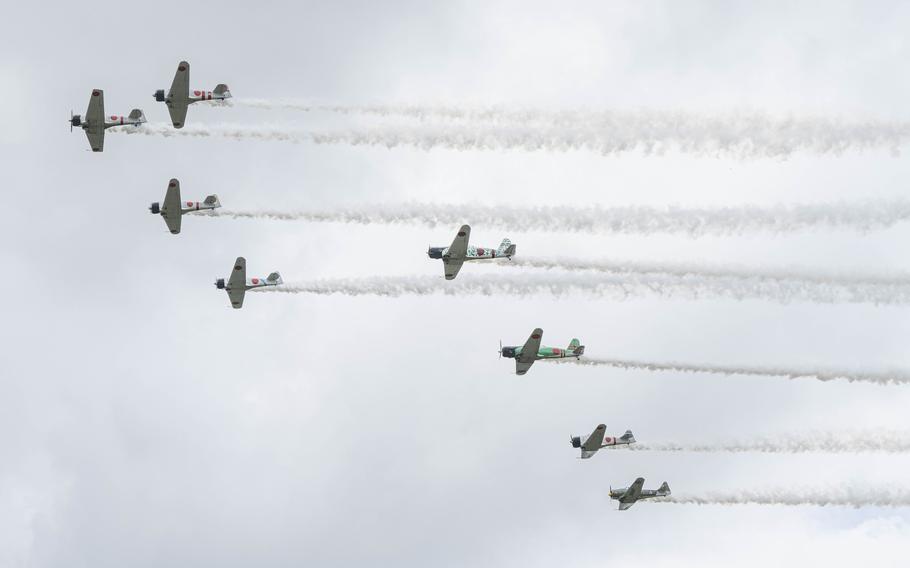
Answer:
499 340 502 359
69 110 73 132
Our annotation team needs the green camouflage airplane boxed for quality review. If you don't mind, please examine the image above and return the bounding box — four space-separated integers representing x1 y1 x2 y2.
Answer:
499 328 584 375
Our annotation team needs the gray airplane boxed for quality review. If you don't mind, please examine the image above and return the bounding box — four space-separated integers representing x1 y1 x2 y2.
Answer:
154 61 231 128
609 478 671 511
427 224 515 280
571 424 636 459
70 89 146 152
215 257 283 309
149 179 221 234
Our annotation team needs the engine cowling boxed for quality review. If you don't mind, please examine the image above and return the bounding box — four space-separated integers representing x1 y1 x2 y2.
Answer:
571 436 582 448
149 202 160 214
154 89 166 102
70 114 82 128
215 278 226 289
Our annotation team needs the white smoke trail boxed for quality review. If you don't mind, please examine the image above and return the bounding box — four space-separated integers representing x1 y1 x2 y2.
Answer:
630 430 910 453
208 200 910 237
506 256 910 293
224 99 910 140
663 486 910 508
113 115 910 158
562 358 910 386
258 272 910 306
227 98 319 111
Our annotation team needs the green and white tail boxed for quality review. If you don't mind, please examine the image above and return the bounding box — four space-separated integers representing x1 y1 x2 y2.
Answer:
567 339 584 355
497 238 516 258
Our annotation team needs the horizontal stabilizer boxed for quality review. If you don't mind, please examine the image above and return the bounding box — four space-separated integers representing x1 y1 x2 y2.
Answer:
128 109 147 122
203 194 221 207
266 272 283 284
213 84 231 96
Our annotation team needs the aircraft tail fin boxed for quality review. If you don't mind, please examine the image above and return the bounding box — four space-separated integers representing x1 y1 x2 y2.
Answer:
128 109 147 123
658 482 670 495
497 238 516 258
213 84 232 97
568 339 584 356
620 430 635 443
266 272 283 285
203 194 222 208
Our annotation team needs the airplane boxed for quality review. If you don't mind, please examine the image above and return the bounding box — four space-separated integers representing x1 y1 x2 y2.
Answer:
214 257 283 309
609 478 671 511
499 328 584 375
149 179 221 234
69 89 146 152
427 224 516 280
571 424 636 459
154 61 231 128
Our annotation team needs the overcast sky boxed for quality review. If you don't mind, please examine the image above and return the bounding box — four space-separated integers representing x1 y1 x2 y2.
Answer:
2 1 910 566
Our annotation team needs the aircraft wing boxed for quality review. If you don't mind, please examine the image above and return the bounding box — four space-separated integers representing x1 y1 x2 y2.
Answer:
228 287 246 309
447 225 470 259
515 359 535 376
442 225 470 280
162 179 182 234
443 258 465 280
617 501 636 511
167 61 190 128
623 478 645 503
85 89 104 152
227 257 246 308
520 328 543 360
583 424 607 452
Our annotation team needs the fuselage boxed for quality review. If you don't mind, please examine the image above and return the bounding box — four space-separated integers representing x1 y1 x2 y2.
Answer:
500 345 582 360
75 114 144 132
187 89 232 104
179 201 219 214
224 278 277 293
600 437 633 448
428 245 511 260
102 115 145 129
610 488 664 500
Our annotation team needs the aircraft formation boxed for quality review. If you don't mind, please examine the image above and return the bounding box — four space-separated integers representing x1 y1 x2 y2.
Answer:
74 60 671 511
70 61 230 151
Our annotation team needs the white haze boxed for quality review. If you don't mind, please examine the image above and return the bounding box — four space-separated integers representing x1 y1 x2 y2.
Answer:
112 114 910 158
203 200 910 237
257 272 910 306
630 430 910 453
663 486 910 508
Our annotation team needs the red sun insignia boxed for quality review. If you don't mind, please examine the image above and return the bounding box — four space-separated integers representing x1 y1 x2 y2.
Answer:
92 90 100 96
252 278 260 284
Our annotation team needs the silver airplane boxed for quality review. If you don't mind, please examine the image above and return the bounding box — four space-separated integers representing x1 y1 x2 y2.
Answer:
69 89 146 152
149 179 221 234
571 424 636 459
609 478 671 511
427 224 515 280
215 257 283 309
154 61 231 128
